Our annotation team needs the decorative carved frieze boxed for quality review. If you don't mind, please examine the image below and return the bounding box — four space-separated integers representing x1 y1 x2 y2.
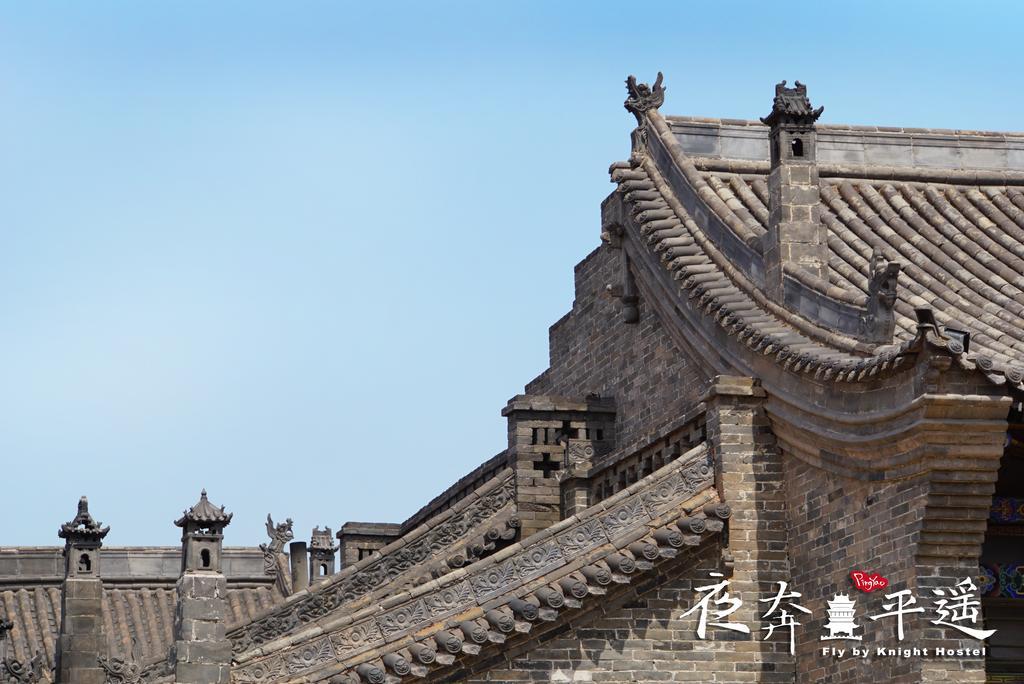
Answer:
601 498 650 538
231 446 716 683
469 559 520 601
231 474 515 652
555 519 607 557
330 621 384 660
284 638 335 675
425 580 474 617
234 657 284 684
513 540 563 582
379 600 429 638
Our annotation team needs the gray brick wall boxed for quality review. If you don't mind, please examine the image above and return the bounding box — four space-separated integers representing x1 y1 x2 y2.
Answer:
526 245 706 453
782 459 987 683
461 541 795 683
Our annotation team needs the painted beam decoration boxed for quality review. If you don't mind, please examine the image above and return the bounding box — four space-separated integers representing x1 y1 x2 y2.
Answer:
990 497 1024 524
979 563 1024 599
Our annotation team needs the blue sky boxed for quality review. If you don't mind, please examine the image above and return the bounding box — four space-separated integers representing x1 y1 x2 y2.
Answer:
1 1 1021 546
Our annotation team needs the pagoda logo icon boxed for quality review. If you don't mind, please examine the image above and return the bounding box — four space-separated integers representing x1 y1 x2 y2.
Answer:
820 594 863 641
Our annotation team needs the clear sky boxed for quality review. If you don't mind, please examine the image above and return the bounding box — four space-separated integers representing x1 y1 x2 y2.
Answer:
1 1 1021 547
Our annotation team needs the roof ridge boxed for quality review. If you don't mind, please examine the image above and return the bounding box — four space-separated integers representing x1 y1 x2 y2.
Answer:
227 469 517 652
665 115 1024 138
231 445 723 683
688 156 1024 186
609 157 962 384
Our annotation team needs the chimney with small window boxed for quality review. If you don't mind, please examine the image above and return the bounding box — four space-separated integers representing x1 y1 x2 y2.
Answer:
309 526 338 584
57 496 109 684
761 80 826 299
173 490 232 684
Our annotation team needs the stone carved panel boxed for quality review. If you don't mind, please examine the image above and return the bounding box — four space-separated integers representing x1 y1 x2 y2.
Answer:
330 622 384 659
469 558 519 601
285 638 335 674
600 498 650 538
378 599 429 638
425 580 474 617
295 591 344 624
642 450 713 515
677 454 713 498
513 540 564 581
234 657 285 684
566 441 596 468
555 519 607 557
640 472 681 512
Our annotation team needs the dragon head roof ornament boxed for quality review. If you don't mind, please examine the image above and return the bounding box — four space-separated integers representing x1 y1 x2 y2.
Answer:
624 72 665 125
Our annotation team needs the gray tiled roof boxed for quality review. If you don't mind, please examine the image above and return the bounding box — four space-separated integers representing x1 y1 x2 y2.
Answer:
0 584 278 671
610 112 1024 386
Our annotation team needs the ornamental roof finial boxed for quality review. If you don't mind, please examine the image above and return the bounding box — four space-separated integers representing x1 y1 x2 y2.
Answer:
624 72 665 125
58 496 110 544
760 80 823 127
174 489 233 529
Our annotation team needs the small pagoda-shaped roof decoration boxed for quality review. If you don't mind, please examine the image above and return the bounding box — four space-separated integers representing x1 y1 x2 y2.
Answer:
58 496 110 543
310 526 338 551
174 489 233 528
760 80 823 127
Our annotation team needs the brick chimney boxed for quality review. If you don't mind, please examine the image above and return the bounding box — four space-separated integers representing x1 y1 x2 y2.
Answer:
761 80 826 298
173 490 232 684
502 395 616 538
57 496 109 684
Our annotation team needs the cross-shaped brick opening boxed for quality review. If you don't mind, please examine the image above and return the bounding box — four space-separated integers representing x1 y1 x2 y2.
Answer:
532 453 561 479
559 420 579 441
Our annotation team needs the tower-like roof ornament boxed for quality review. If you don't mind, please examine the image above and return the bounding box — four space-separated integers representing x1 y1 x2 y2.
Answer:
174 489 233 528
58 496 110 543
310 526 338 551
624 72 665 125
760 80 824 127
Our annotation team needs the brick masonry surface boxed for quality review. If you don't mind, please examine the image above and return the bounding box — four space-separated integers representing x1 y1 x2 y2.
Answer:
460 542 796 683
781 458 986 684
526 245 708 452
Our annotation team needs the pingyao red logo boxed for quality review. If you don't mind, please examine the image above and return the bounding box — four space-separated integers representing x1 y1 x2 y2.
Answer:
850 571 889 593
